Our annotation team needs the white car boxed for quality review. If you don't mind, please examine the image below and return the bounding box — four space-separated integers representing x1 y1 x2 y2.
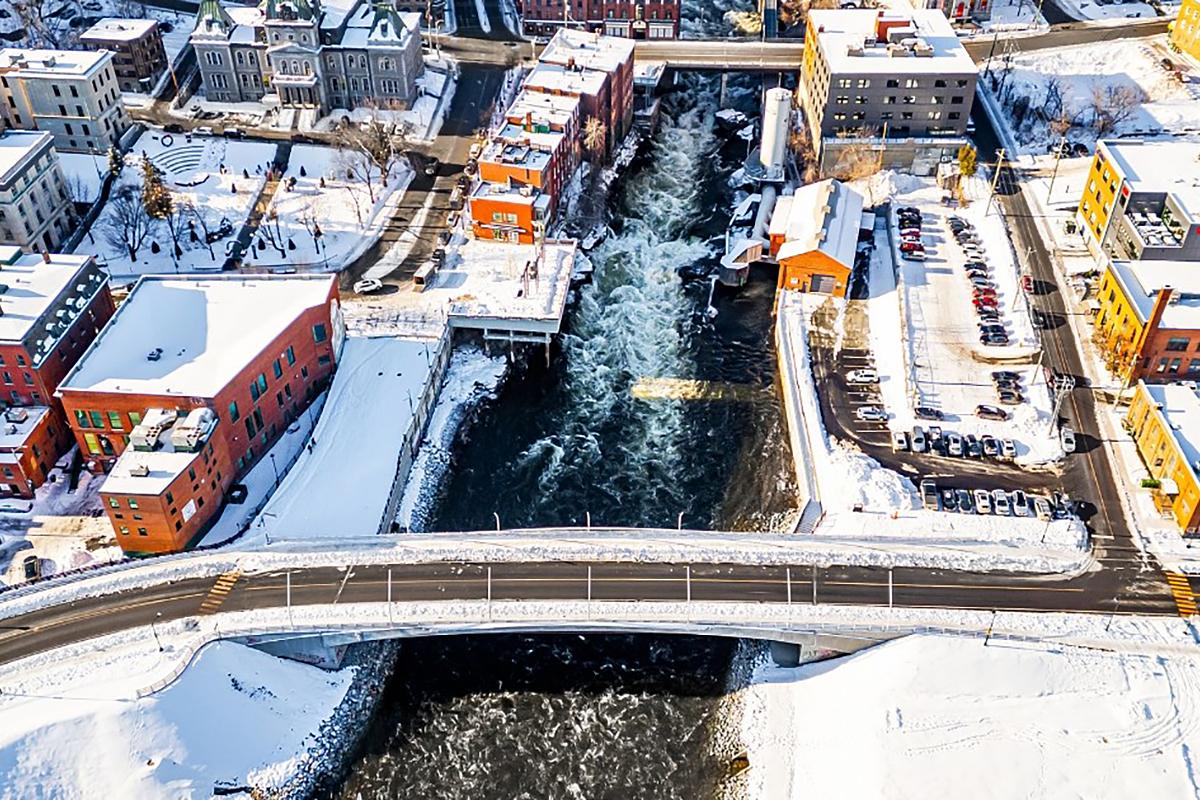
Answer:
856 406 887 422
1060 426 1076 453
353 278 384 294
847 369 879 384
891 430 909 451
194 125 214 136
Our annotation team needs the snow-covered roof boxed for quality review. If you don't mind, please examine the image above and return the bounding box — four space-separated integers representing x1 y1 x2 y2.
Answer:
79 18 158 43
101 407 217 495
0 406 49 453
1099 140 1200 221
1108 259 1200 329
539 28 634 76
0 248 98 345
471 180 551 208
482 130 561 172
769 179 864 269
505 90 581 129
523 62 608 98
1140 382 1200 480
436 239 577 332
0 48 111 78
0 130 53 188
808 9 975 76
60 275 334 398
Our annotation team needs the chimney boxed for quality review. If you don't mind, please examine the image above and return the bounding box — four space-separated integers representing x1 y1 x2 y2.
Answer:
525 111 533 131
1132 284 1174 382
40 251 50 263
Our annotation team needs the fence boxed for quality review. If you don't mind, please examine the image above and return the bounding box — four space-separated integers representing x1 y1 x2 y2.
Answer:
377 325 454 533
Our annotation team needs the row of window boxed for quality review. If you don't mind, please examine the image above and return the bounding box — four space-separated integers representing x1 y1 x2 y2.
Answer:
75 409 140 431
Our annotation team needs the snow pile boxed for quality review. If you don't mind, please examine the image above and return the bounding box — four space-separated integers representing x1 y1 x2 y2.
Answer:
255 336 439 542
0 641 354 800
828 441 919 511
311 60 457 142
245 143 413 271
395 347 508 532
984 35 1200 157
741 633 1200 799
56 153 108 204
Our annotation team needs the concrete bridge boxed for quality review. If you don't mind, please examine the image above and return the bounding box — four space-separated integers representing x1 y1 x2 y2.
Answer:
632 39 804 71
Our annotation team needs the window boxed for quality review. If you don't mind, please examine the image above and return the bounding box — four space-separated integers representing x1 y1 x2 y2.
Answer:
137 527 147 536
130 411 142 427
245 416 256 438
89 411 104 428
2 372 10 385
253 408 263 429
286 345 296 366
1166 337 1191 351
256 373 268 395
934 79 947 88
128 498 139 509
318 354 331 366
313 324 327 343
856 79 870 88
119 526 130 536
107 412 123 429
1171 358 1183 373
250 380 260 402
107 497 119 509
75 409 90 428
951 96 964 105
188 467 196 482
835 96 849 104
166 490 174 505
273 359 283 379
886 79 899 88
904 79 919 88
1188 359 1200 374
229 401 240 422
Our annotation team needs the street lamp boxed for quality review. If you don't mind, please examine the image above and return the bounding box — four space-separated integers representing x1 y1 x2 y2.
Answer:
151 612 164 652
269 452 280 488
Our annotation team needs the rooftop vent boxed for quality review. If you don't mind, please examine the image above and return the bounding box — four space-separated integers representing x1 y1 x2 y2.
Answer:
147 347 163 361
128 463 150 478
5 408 27 424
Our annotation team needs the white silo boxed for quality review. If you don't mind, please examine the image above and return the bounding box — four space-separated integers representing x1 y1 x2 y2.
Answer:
759 87 792 177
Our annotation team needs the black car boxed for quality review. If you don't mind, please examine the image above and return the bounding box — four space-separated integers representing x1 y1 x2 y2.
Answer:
914 405 944 421
980 332 1010 345
163 123 184 134
940 488 958 512
992 370 1020 383
965 434 982 457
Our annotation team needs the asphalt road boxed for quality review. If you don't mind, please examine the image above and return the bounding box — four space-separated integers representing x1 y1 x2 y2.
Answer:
0 557 1184 668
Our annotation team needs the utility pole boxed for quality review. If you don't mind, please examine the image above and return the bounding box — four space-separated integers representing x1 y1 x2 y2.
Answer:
985 148 1006 217
1048 133 1068 200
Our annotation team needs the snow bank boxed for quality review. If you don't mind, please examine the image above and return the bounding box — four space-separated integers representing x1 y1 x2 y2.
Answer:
0 641 354 800
741 632 1200 799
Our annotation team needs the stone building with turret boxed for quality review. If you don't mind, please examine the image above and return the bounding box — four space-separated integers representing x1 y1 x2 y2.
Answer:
191 0 423 114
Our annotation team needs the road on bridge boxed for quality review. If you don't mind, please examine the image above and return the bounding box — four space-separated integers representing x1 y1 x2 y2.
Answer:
0 556 1190 668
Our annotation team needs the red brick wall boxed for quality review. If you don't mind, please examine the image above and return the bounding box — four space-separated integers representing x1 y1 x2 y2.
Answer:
0 407 72 498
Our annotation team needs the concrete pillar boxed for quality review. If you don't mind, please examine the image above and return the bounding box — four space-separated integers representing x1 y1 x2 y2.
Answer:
250 635 347 669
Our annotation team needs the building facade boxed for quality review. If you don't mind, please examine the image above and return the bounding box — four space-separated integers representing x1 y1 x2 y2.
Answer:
1092 259 1200 384
799 10 976 175
1171 0 1200 63
1077 140 1200 263
0 246 114 498
768 178 864 297
0 48 130 154
79 18 169 95
0 131 75 254
192 0 423 114
1126 380 1200 534
516 0 680 38
57 275 342 554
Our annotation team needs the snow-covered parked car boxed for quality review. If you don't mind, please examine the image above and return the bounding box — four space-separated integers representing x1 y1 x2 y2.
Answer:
847 369 879 384
353 278 384 294
855 406 887 422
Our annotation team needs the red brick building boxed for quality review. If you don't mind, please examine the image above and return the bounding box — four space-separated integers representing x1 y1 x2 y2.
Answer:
57 275 342 554
524 29 635 160
0 246 113 497
516 1 680 39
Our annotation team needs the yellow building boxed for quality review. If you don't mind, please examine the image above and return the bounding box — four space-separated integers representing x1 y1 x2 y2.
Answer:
1076 139 1200 261
1126 380 1200 533
1171 0 1200 62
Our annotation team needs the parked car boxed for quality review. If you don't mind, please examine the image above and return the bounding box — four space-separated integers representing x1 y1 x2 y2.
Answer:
1034 496 1053 521
914 405 944 421
897 206 921 217
353 278 384 294
997 389 1023 405
194 125 215 136
946 432 964 456
993 377 1021 392
965 433 982 457
162 122 184 134
980 332 1010 346
900 240 925 253
901 250 926 261
969 276 994 289
911 426 927 453
1060 426 1077 453
891 430 909 452
941 488 958 512
847 368 880 384
974 488 993 514
920 479 940 510
981 435 1000 457
856 405 887 422
223 127 245 139
1021 274 1035 293
992 371 1020 383
965 268 989 281
1012 489 1031 517
928 426 943 448
976 305 1000 318
956 488 974 513
22 555 40 581
976 404 1009 421
991 488 1012 516
1001 439 1017 458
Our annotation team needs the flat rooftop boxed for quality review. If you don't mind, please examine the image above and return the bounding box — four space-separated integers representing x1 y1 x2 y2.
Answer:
0 406 49 454
1143 383 1200 480
102 408 216 495
61 275 334 398
808 9 976 75
471 180 551 208
0 247 97 345
523 62 608 98
482 133 557 171
1099 140 1200 220
1109 259 1200 329
0 130 52 188
506 90 581 128
0 48 109 78
539 28 634 76
79 18 158 42
436 239 577 333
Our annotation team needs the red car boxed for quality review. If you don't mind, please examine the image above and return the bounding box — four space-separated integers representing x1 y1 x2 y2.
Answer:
900 241 925 253
973 291 998 303
1021 275 1035 293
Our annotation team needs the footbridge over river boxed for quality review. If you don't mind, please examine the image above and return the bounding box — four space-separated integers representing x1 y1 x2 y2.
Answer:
0 529 1187 682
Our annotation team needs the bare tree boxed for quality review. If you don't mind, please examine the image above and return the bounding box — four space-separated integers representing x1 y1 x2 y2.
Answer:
331 106 409 202
1041 75 1065 122
789 125 819 184
102 185 157 262
187 200 224 261
582 116 607 161
11 0 80 48
111 0 147 18
1048 108 1073 139
830 127 883 199
1091 84 1147 136
256 208 290 259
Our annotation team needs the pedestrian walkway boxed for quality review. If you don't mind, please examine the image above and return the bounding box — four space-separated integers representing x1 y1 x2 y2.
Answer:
198 571 241 615
1165 571 1198 617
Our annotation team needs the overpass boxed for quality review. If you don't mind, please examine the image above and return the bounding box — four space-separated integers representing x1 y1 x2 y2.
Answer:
0 528 1189 672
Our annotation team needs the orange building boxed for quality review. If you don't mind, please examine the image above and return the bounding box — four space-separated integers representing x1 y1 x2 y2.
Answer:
1092 259 1200 384
469 181 552 244
0 247 113 497
767 179 865 296
57 275 342 554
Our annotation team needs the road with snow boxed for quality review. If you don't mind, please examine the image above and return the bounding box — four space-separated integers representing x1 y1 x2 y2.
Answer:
0 555 1187 668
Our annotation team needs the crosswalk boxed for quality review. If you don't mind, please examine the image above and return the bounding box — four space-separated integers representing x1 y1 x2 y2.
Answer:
198 571 242 615
1164 572 1197 617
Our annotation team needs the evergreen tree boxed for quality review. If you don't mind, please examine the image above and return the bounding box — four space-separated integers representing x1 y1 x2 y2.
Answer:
140 156 172 220
107 146 123 177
